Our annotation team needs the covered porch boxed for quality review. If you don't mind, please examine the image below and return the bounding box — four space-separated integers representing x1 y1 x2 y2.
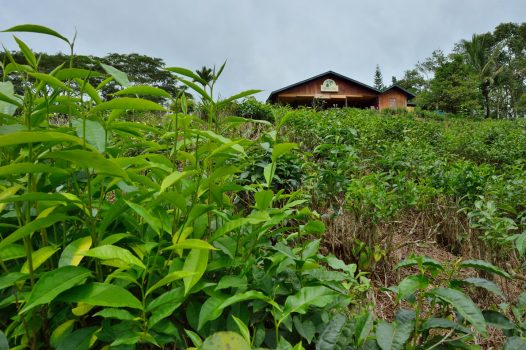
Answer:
276 94 378 109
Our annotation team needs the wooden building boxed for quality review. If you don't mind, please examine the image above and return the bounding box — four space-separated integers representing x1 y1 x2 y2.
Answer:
267 71 415 110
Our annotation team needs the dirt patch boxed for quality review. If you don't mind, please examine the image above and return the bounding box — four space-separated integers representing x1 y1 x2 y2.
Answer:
320 206 524 349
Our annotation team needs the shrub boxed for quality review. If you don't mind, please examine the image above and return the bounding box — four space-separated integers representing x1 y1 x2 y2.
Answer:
237 97 274 122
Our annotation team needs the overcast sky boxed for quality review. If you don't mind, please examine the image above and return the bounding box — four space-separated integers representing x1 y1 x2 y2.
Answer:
1 0 525 100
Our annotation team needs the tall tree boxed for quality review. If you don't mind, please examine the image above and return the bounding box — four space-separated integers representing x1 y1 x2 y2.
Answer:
419 54 482 115
460 34 503 118
373 64 384 90
395 68 427 95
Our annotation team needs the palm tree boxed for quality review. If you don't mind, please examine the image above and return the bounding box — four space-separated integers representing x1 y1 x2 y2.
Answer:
462 34 504 118
195 66 215 92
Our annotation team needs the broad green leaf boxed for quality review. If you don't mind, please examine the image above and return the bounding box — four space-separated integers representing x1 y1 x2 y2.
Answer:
160 170 195 192
355 312 374 346
482 310 515 330
218 290 279 313
125 200 164 235
3 62 34 75
223 115 272 126
178 78 212 101
263 163 273 187
28 72 70 91
165 67 207 86
430 287 487 336
255 190 273 210
206 140 245 159
114 85 172 98
183 249 208 295
59 282 143 310
100 233 132 246
218 89 262 107
56 326 97 350
232 315 251 344
421 318 470 333
0 272 27 290
272 143 298 162
504 337 526 350
200 331 250 350
462 277 505 299
42 150 129 180
74 78 102 104
325 255 356 274
2 24 69 43
294 316 317 345
13 36 37 68
460 260 511 279
0 131 85 148
281 286 338 321
146 288 185 326
376 320 414 350
303 220 325 234
21 246 59 274
22 266 92 313
514 232 526 257
168 239 217 251
395 256 444 271
396 275 429 301
83 245 145 269
0 192 77 204
212 218 251 240
91 97 166 113
0 185 20 213
50 320 75 348
215 275 247 291
185 329 203 348
302 239 320 260
72 119 106 153
0 80 20 115
0 162 68 176
100 62 130 87
0 244 25 261
198 293 228 330
94 308 137 321
145 270 195 297
71 302 94 317
58 236 92 267
0 214 66 249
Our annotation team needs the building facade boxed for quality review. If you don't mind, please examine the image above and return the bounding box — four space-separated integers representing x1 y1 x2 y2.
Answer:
267 71 415 110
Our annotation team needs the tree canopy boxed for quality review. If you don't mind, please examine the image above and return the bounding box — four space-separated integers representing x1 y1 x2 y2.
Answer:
395 22 526 118
0 51 190 104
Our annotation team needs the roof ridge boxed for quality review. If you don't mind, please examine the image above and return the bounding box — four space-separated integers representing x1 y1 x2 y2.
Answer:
267 71 380 102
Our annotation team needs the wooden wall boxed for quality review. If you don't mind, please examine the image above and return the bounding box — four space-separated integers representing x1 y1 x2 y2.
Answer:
378 89 408 110
276 75 378 100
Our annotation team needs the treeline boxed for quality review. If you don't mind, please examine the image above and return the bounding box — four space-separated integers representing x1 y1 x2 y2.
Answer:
0 52 190 104
393 22 526 118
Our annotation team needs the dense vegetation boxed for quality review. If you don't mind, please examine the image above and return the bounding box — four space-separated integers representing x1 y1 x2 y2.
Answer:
392 22 526 119
1 24 526 350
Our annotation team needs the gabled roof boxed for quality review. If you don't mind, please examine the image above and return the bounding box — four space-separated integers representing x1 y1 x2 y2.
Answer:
267 71 380 102
381 84 416 99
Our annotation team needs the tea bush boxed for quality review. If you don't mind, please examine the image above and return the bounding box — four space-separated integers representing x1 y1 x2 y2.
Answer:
2 24 526 350
0 26 368 349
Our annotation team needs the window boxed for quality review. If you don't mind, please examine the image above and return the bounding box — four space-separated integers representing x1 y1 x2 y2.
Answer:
389 98 397 108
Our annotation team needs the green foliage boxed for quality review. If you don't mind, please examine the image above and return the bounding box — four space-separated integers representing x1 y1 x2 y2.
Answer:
394 22 526 118
1 22 525 350
238 97 274 122
0 25 370 349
